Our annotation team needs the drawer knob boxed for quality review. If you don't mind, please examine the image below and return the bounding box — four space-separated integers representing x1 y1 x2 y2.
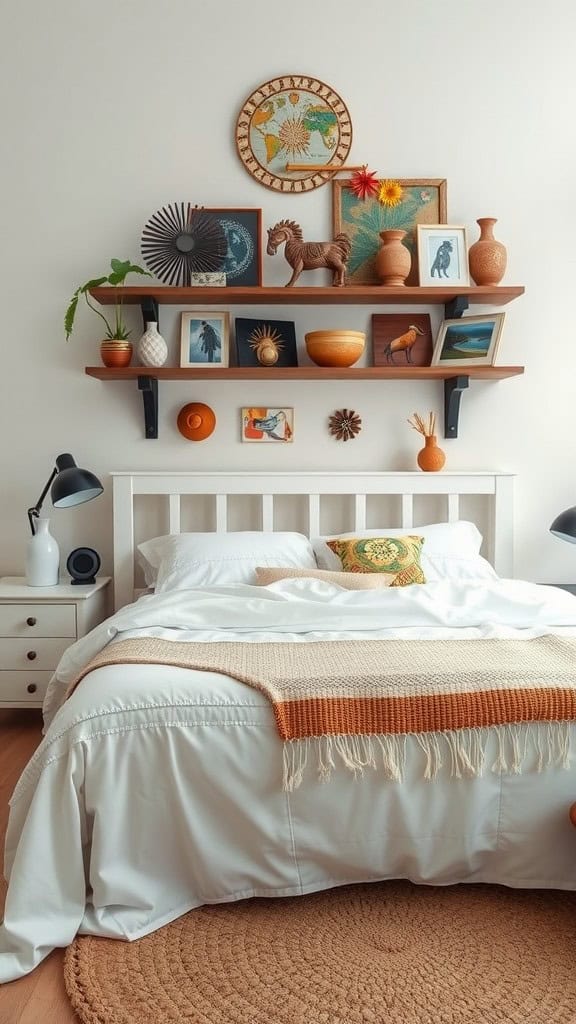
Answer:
27 683 37 694
26 616 37 627
26 650 37 661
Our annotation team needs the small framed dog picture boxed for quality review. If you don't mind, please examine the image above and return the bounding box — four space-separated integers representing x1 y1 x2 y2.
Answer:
417 225 469 286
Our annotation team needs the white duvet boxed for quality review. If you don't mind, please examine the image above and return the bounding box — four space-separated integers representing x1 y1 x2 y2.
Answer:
2 577 576 983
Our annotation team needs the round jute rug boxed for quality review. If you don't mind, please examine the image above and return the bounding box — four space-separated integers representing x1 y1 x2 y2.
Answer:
64 881 576 1024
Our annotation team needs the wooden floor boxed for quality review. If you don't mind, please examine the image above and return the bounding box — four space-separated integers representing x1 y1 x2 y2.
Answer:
0 710 78 1023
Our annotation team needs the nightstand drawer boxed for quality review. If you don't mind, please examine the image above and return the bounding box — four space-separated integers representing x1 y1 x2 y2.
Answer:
0 671 52 703
0 603 76 638
0 637 71 670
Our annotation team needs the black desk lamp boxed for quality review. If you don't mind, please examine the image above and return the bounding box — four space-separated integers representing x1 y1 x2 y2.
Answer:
28 454 103 535
550 506 576 545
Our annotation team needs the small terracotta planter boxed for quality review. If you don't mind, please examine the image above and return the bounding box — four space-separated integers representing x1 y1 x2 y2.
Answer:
417 435 446 472
100 340 133 368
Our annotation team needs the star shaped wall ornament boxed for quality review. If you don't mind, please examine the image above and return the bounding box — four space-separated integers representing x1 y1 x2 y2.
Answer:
349 165 379 201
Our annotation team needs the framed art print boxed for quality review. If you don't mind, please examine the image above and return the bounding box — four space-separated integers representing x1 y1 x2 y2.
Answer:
431 314 505 367
235 318 298 368
242 407 294 442
202 208 262 287
180 312 230 367
332 178 447 285
417 224 470 286
372 313 433 367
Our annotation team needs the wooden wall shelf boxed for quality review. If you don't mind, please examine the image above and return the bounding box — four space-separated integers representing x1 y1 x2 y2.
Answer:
90 284 525 310
85 365 524 441
86 366 524 383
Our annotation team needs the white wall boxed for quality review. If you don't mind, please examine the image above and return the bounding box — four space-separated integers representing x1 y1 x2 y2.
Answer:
1 0 575 581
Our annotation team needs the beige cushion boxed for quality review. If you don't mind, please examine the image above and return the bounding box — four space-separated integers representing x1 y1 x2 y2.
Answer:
254 566 394 589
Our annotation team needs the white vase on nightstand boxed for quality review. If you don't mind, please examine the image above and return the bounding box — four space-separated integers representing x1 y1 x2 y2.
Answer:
25 518 60 586
137 321 168 367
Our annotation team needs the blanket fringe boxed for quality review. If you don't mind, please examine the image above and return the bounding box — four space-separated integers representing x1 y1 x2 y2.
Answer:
282 722 572 791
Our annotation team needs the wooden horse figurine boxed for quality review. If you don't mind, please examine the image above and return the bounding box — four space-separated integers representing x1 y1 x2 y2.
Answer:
267 220 352 287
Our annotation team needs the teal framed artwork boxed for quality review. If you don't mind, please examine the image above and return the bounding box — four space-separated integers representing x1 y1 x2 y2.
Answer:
332 178 447 286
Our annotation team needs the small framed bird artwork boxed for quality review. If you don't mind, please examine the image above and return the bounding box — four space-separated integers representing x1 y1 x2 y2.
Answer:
371 313 433 368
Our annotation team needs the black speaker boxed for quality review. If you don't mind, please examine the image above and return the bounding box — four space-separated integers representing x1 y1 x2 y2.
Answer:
66 547 101 585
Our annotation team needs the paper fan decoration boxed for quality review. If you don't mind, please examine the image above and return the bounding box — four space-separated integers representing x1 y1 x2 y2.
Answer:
141 204 227 285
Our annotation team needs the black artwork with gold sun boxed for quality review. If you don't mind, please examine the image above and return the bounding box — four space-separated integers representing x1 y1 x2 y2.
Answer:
235 318 298 368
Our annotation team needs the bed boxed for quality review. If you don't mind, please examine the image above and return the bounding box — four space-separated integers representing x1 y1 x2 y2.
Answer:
2 470 576 984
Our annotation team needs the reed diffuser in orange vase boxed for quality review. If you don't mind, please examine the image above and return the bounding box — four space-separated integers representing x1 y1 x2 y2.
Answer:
407 411 446 472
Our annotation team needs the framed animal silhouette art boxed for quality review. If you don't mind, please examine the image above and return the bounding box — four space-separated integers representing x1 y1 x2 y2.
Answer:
372 313 433 368
417 224 470 286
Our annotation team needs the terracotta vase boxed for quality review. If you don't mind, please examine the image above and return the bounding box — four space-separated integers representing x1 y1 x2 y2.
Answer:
100 340 133 368
468 218 507 286
417 435 446 472
375 230 411 286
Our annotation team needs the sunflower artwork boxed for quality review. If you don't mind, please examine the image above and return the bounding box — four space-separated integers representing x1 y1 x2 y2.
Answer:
332 178 447 286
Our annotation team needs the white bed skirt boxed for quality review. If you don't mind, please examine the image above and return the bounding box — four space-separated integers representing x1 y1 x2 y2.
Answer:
2 662 576 982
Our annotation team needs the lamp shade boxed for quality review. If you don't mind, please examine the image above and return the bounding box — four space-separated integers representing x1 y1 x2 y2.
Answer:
550 506 576 544
51 454 103 509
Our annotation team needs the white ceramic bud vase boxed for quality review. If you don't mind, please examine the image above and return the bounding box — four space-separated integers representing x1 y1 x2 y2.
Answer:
26 518 60 586
137 321 168 367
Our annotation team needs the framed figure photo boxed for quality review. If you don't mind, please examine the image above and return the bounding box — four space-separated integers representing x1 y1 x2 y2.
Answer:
431 313 505 367
202 208 262 287
180 312 230 368
417 225 470 286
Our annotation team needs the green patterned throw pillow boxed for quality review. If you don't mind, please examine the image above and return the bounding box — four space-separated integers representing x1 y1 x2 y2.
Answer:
326 535 426 587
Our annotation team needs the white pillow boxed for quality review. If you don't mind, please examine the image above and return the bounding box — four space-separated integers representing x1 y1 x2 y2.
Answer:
312 521 498 582
138 531 317 592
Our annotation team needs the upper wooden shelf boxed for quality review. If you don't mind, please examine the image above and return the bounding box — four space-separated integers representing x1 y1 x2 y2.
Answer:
85 365 524 382
89 285 525 307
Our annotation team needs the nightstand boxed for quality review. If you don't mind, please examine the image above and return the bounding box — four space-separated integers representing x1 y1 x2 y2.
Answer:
549 584 576 596
0 576 111 708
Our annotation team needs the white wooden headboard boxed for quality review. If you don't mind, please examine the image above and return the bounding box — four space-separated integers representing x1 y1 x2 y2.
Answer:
111 471 514 611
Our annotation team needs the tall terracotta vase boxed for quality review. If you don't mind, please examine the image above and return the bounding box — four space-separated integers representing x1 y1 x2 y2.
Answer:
376 230 411 286
468 218 507 286
417 435 446 472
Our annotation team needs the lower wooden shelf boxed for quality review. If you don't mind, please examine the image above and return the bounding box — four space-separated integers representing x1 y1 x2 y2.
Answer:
85 366 523 382
84 365 525 440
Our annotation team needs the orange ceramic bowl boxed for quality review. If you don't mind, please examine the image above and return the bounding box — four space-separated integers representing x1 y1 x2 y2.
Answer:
305 330 365 368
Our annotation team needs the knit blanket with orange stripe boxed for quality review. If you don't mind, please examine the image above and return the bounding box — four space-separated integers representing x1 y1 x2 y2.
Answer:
66 635 576 789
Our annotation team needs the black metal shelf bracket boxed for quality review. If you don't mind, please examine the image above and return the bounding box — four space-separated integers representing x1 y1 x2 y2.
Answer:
138 376 158 439
444 296 469 320
444 375 469 439
141 296 160 329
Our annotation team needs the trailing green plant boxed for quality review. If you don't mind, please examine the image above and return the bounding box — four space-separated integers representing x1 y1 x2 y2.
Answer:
65 258 151 341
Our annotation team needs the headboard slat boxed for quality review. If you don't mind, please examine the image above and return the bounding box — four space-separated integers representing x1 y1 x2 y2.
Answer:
401 494 414 529
168 494 181 535
261 494 274 532
308 494 320 538
216 494 228 533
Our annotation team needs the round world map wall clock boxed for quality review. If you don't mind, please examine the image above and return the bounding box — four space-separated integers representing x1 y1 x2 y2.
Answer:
235 75 353 193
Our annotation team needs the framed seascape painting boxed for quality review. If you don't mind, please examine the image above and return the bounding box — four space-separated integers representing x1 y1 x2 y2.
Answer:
332 178 447 286
202 208 262 287
431 314 505 367
180 312 230 368
242 407 294 442
417 225 470 286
